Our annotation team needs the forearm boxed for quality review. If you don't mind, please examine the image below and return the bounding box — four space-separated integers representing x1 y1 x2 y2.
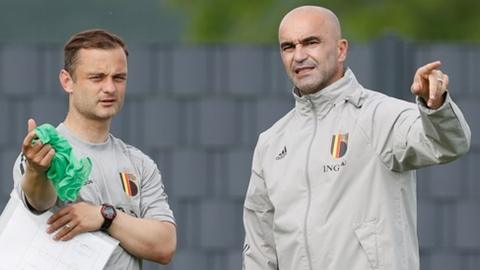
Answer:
243 207 278 270
407 62 470 162
374 94 471 171
243 169 277 270
108 212 176 264
417 94 471 158
21 169 57 211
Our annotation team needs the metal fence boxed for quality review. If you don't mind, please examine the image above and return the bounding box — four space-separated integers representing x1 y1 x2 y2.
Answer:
0 35 479 270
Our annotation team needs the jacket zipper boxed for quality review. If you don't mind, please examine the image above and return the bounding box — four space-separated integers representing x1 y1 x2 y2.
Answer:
303 98 317 270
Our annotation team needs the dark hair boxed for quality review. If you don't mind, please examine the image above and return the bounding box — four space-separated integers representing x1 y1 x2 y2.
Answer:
63 29 128 75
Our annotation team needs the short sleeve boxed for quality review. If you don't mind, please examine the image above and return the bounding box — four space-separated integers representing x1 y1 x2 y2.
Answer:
138 155 175 224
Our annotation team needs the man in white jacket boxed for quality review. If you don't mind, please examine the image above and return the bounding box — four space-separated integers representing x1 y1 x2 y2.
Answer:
242 5 471 270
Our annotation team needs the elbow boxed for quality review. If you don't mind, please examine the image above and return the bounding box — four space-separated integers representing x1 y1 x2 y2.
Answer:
460 132 471 156
458 140 471 157
448 136 471 160
437 139 471 164
452 125 472 157
151 242 176 265
158 250 175 265
149 226 177 265
138 221 177 264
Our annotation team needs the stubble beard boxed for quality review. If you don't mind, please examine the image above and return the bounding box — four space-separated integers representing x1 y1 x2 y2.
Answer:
293 68 336 95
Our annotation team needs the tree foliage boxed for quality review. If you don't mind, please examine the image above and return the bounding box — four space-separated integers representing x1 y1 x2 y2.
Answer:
167 0 480 43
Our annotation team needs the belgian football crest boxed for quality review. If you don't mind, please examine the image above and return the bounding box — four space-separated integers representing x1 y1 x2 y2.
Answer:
331 133 349 159
119 172 138 197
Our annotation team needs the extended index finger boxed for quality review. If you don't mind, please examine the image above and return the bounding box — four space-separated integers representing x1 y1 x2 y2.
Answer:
416 61 442 79
22 119 39 149
27 118 37 133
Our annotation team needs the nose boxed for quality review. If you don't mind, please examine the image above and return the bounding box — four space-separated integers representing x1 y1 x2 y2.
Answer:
293 45 308 63
102 78 116 94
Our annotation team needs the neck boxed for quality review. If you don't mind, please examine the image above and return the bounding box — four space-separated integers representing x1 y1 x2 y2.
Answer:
63 113 111 143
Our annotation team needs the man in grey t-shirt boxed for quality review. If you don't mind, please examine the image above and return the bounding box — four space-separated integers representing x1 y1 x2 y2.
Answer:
12 29 176 269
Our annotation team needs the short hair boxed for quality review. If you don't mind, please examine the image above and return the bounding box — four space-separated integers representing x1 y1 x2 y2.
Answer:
63 29 128 76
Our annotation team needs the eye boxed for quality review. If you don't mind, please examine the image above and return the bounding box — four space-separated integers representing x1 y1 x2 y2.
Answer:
114 76 127 82
281 44 294 52
89 75 102 82
305 39 320 46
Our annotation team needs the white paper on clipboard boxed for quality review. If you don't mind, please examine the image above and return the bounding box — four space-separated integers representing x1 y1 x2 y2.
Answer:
0 192 118 270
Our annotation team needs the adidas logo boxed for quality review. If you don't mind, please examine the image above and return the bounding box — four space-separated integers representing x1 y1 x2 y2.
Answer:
275 146 287 160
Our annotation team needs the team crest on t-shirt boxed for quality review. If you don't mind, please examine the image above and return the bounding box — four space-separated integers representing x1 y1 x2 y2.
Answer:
119 172 139 197
331 133 349 159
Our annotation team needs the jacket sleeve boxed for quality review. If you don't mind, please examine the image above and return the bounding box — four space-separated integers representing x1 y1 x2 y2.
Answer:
367 93 471 172
242 139 278 270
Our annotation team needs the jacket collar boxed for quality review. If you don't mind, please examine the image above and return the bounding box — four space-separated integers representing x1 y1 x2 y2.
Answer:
293 68 363 118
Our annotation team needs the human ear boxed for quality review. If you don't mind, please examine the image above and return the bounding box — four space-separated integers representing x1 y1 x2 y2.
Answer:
59 69 74 94
337 39 348 63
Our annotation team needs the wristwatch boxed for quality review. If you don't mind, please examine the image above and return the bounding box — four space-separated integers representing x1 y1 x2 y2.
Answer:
100 203 117 231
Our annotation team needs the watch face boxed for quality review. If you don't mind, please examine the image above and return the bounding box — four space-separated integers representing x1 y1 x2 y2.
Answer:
103 206 116 219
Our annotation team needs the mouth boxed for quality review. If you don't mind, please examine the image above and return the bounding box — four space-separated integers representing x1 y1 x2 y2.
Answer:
294 66 314 75
99 99 116 106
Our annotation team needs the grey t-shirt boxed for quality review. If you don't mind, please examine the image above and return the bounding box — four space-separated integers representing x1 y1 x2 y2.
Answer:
13 123 175 270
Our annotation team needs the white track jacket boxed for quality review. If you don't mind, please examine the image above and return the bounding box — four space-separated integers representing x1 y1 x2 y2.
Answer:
243 69 471 270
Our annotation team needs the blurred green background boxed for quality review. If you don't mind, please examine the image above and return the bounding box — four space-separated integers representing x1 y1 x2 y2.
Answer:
1 2 480 270
1 0 479 44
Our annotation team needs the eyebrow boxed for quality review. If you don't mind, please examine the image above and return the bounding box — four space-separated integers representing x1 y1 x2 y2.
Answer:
302 36 321 43
86 72 127 77
280 36 321 48
87 72 106 77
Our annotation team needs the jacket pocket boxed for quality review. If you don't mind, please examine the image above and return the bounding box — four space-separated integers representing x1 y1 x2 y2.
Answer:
353 219 381 269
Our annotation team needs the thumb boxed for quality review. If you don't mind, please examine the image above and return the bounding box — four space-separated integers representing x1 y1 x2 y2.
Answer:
411 82 421 94
28 118 37 133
